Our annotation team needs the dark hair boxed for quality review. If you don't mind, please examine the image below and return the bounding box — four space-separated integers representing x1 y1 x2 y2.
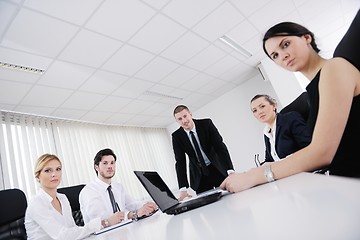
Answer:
94 148 116 175
173 105 190 116
250 94 277 112
262 22 320 58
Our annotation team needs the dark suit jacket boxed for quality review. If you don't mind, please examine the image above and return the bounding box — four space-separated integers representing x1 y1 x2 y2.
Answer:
264 112 311 162
172 119 234 190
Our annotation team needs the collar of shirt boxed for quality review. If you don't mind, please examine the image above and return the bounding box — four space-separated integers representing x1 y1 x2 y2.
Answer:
263 117 277 140
184 126 196 136
95 177 111 193
39 187 61 203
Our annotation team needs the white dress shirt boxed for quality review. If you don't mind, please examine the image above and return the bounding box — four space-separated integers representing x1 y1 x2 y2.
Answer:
79 178 143 224
263 119 281 161
25 188 101 240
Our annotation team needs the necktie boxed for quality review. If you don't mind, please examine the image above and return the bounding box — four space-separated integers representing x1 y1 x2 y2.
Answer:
107 185 119 213
190 131 209 176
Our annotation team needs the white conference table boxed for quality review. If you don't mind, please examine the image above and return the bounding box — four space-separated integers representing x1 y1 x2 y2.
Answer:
88 173 360 240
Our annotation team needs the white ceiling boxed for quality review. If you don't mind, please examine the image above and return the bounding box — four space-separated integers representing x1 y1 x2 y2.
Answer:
0 0 359 127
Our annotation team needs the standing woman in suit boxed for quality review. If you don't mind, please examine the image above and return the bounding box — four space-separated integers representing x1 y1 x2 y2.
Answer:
250 94 311 164
221 10 360 193
25 154 105 240
172 105 234 201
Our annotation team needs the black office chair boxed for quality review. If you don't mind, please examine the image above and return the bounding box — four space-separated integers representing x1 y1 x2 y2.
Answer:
333 9 360 71
0 188 27 240
57 184 85 226
280 92 310 121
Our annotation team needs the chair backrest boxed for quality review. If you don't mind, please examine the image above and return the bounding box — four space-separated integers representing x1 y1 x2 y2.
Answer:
57 184 85 226
0 188 27 240
280 92 310 121
333 10 360 71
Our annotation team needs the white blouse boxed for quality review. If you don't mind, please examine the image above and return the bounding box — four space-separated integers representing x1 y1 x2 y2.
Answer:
25 188 101 240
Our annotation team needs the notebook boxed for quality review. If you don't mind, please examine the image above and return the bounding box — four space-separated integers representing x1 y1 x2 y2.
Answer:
94 219 132 235
134 171 223 215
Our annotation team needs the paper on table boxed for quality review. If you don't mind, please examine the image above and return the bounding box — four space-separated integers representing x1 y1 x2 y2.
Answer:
94 219 133 235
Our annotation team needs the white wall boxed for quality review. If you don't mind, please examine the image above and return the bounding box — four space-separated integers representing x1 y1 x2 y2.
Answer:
167 73 279 172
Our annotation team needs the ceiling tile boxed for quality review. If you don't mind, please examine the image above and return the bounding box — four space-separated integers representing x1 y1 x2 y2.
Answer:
140 115 173 128
185 45 227 71
229 0 272 17
162 0 223 28
224 20 260 45
61 91 106 110
79 70 128 94
0 104 16 111
51 108 87 120
0 46 51 67
0 68 41 84
120 99 153 114
0 1 18 37
112 78 154 98
105 113 134 125
141 102 172 116
196 78 229 95
38 61 95 89
204 55 242 77
0 80 32 104
143 0 170 10
192 2 245 41
147 84 178 99
21 86 73 107
129 14 187 54
161 32 210 64
211 82 237 97
93 96 132 112
220 63 255 82
3 8 78 57
102 45 155 76
179 73 212 92
160 66 199 87
80 111 114 123
59 29 123 68
249 0 296 32
135 57 179 82
24 0 102 25
14 105 55 116
86 0 156 41
182 92 214 109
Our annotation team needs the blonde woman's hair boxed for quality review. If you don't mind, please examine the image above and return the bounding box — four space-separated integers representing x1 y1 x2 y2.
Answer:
34 154 61 179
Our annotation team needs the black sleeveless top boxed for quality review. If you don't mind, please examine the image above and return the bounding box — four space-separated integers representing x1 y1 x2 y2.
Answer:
306 71 360 177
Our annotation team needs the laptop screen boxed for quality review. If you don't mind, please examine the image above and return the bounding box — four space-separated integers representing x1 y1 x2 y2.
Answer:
134 171 179 212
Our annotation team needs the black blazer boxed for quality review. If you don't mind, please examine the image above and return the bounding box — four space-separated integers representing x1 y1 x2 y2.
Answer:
172 119 234 190
264 112 311 162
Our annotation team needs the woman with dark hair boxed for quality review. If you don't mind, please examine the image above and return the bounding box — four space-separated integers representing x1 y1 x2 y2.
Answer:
250 94 311 164
221 12 360 193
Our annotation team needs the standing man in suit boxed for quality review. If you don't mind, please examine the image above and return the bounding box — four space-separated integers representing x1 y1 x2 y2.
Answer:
172 105 234 201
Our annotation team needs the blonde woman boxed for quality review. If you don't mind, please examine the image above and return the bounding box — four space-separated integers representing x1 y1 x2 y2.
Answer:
25 154 106 239
250 94 311 164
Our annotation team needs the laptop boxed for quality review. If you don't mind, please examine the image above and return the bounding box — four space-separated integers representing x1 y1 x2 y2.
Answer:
134 171 223 215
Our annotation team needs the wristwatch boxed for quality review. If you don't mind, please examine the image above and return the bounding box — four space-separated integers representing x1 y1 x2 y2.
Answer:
264 165 275 182
132 210 138 221
103 219 109 227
